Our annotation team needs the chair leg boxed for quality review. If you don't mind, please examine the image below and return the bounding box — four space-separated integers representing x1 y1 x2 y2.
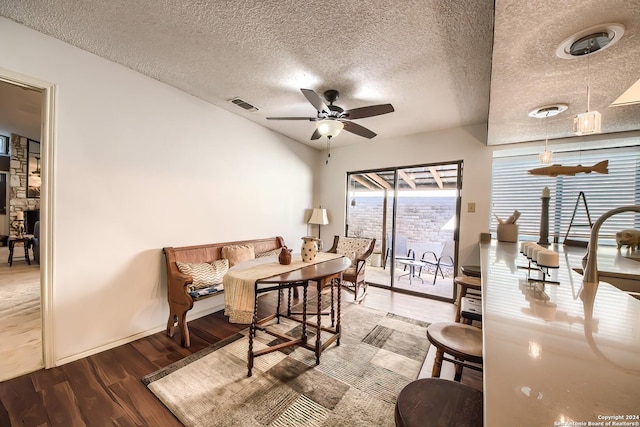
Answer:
432 349 444 377
176 309 190 348
166 310 177 337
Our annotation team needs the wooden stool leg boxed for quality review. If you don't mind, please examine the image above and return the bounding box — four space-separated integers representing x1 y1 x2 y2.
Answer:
432 349 444 377
454 361 464 381
455 285 468 322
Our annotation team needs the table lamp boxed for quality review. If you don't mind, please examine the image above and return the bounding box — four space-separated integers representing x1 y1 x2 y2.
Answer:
13 211 25 238
308 208 329 240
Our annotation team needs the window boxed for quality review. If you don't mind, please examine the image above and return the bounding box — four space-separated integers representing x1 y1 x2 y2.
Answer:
491 146 640 245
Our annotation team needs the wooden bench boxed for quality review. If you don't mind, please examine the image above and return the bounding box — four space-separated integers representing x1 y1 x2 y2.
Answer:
163 236 285 347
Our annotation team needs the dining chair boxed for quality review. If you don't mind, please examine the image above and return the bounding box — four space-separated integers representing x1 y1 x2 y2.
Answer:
326 235 376 301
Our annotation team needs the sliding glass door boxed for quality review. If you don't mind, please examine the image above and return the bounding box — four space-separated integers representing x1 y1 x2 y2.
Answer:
346 162 462 302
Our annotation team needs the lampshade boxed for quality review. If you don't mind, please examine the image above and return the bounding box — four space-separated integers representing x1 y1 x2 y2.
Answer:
308 208 329 225
573 110 602 135
316 119 344 138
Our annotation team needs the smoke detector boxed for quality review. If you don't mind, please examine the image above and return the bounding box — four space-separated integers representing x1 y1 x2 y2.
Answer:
528 104 568 118
556 23 625 59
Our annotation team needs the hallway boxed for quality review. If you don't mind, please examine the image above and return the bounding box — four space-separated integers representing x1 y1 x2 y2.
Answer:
0 245 42 382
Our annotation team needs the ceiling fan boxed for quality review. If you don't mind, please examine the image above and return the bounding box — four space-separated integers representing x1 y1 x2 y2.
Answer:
266 89 395 140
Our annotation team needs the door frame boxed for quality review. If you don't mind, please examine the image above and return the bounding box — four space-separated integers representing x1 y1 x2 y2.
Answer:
345 160 463 303
0 68 56 368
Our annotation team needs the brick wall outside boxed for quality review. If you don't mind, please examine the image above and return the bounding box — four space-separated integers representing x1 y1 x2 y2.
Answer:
346 195 456 256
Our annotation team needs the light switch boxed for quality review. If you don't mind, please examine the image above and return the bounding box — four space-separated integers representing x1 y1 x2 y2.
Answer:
468 202 476 213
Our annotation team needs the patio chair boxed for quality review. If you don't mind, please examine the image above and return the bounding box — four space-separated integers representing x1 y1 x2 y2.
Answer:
383 234 415 270
327 235 376 301
419 240 455 284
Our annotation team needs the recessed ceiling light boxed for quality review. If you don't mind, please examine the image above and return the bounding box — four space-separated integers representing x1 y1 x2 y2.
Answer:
528 104 569 118
556 23 625 59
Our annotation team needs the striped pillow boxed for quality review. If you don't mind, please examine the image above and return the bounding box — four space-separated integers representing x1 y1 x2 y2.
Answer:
176 259 229 291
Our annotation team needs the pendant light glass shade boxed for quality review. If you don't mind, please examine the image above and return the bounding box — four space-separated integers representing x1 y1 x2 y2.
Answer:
316 119 344 137
539 150 553 164
573 110 602 135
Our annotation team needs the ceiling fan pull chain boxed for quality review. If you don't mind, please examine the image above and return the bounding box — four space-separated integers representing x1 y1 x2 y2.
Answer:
326 136 332 165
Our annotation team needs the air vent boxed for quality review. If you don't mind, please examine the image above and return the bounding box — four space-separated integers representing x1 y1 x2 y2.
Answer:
228 97 258 112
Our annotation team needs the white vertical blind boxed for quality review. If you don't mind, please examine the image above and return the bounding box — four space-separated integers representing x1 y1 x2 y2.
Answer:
491 147 640 245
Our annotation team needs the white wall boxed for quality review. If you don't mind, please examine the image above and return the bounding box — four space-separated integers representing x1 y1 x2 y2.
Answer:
0 18 319 364
317 124 492 270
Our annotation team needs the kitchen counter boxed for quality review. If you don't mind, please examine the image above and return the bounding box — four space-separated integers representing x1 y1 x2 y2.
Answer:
481 241 640 426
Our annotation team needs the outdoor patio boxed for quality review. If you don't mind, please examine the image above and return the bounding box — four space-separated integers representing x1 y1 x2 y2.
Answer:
365 263 454 300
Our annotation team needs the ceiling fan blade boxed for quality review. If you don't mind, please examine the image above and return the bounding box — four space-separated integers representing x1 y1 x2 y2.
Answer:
311 128 322 140
266 116 316 120
301 89 330 114
343 121 377 139
344 104 395 120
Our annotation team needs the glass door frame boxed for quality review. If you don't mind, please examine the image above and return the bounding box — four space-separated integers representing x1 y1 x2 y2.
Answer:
345 160 463 304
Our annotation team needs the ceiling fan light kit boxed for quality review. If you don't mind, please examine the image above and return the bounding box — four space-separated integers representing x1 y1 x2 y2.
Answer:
316 119 344 138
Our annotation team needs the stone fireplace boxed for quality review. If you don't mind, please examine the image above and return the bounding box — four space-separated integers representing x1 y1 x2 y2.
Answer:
9 134 39 237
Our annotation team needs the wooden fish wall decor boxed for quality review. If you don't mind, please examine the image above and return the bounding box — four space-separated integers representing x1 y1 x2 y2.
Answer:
527 160 608 177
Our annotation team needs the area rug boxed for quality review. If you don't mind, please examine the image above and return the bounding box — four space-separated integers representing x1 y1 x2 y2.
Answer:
142 302 430 427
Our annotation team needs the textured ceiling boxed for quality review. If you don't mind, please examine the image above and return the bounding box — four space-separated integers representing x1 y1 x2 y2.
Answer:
489 0 640 145
0 1 639 149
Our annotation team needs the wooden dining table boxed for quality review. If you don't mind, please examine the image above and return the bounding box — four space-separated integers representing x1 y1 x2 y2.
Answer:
224 253 352 376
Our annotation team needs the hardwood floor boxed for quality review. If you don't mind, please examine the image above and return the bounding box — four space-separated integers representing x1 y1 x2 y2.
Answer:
0 245 42 383
0 286 481 427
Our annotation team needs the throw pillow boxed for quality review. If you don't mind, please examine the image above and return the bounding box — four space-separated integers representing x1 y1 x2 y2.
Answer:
176 259 229 291
255 248 282 258
221 244 255 267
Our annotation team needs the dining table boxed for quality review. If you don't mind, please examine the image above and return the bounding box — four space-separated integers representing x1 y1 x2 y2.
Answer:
223 252 351 376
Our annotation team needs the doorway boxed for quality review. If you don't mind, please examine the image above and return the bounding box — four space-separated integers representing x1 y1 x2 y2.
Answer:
346 162 462 302
0 71 55 379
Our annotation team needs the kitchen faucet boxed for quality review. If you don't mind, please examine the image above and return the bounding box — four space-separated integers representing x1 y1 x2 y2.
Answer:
582 205 640 286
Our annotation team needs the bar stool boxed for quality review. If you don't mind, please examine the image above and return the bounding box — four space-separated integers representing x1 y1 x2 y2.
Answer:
454 275 481 322
460 265 481 278
427 322 483 381
460 296 482 325
395 378 483 427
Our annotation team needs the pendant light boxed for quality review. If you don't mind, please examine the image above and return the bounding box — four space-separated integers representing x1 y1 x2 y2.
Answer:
539 136 553 164
528 104 567 164
572 34 605 135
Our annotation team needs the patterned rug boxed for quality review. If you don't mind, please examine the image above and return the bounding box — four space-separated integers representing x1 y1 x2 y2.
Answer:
143 302 430 427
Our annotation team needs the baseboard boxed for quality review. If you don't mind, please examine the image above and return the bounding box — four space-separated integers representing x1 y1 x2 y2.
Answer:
55 301 226 367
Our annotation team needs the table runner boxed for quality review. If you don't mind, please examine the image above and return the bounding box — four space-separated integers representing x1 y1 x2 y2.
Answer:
223 252 343 324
